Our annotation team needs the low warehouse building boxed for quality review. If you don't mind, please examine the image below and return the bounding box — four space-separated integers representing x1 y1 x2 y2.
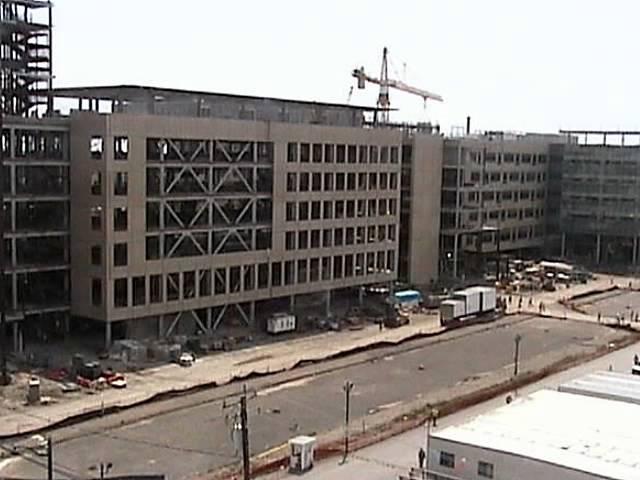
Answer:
428 382 640 479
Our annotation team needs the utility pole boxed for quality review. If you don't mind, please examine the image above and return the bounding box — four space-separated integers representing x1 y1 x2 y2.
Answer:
341 380 354 463
47 437 53 480
223 385 255 480
513 334 522 377
240 386 250 480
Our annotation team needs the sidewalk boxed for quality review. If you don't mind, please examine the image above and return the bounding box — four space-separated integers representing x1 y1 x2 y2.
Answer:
0 314 441 439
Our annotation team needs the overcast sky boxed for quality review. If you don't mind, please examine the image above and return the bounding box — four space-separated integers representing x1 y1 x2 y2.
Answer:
53 0 639 134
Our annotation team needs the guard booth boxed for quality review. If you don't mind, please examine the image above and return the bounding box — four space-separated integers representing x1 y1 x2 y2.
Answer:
288 435 316 474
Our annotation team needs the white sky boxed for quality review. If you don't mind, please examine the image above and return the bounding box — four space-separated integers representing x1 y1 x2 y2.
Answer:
53 0 640 134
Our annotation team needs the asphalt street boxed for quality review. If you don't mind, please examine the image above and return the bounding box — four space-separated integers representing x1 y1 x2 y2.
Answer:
0 316 628 480
278 341 640 480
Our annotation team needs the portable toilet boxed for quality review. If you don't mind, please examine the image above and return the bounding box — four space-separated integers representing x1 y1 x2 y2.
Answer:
288 435 316 474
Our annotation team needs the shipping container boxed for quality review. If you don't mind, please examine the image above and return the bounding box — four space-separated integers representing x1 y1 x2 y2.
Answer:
453 289 480 316
267 313 297 334
440 299 465 324
467 286 497 312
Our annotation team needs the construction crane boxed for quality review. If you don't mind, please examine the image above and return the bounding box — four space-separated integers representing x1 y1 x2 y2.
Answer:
352 47 443 124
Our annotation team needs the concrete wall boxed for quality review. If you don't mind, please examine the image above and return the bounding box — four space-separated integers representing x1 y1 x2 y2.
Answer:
406 133 443 286
429 437 609 480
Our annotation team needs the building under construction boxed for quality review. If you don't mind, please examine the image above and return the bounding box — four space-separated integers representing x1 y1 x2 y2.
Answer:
0 0 69 353
556 130 640 267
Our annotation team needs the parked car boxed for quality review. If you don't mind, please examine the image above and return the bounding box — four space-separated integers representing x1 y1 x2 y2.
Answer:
179 352 195 367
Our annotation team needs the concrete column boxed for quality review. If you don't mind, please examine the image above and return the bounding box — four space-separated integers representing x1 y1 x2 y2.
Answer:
206 308 213 331
158 316 164 339
325 290 332 318
249 301 256 326
105 322 112 350
452 233 459 278
12 322 19 353
633 237 638 265
560 233 566 258
596 234 601 265
358 287 364 306
289 295 295 313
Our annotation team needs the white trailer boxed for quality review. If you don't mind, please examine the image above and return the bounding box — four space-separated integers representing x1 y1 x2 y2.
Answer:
467 286 497 312
453 289 481 316
267 313 296 334
440 299 465 324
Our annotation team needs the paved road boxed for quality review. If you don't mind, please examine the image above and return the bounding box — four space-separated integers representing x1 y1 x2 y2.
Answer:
0 316 628 480
273 341 640 480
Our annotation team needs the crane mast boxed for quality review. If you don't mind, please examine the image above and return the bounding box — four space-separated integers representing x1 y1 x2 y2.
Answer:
352 47 443 124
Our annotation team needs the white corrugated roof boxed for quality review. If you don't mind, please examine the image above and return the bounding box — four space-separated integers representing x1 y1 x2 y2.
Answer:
558 371 640 405
433 389 640 479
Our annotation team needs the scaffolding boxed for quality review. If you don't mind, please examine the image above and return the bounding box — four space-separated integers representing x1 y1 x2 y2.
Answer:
0 0 53 117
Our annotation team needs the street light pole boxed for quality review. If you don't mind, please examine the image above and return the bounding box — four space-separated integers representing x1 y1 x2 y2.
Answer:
513 334 522 377
341 380 354 463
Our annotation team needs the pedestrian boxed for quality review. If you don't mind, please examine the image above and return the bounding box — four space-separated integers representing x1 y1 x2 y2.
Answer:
597 312 601 323
379 320 383 331
508 295 512 304
634 354 639 366
529 297 533 306
418 447 426 469
518 298 522 309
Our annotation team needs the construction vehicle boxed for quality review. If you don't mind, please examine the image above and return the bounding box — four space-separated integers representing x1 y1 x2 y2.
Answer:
352 47 443 123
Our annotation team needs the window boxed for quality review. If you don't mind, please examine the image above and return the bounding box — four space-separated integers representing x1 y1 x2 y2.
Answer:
91 206 102 230
286 231 296 250
335 200 344 219
380 172 388 190
90 172 101 195
439 452 455 469
287 172 297 192
114 136 129 160
333 255 343 278
298 230 308 249
286 202 296 221
298 201 309 221
310 258 320 282
323 229 333 247
146 236 160 260
335 228 344 246
478 461 494 478
369 145 378 163
299 172 309 191
336 173 345 190
311 229 320 248
300 143 310 162
114 207 128 231
380 146 389 163
91 245 101 266
132 276 145 306
324 144 334 163
346 200 355 218
199 269 212 296
347 145 357 163
390 146 399 164
312 143 322 163
284 260 295 285
324 172 334 191
359 145 368 164
258 263 269 289
114 172 128 196
336 144 346 163
311 201 321 220
150 274 162 303
113 243 128 266
287 143 297 162
297 259 308 283
183 271 195 299
114 278 128 308
167 273 180 301
358 173 367 190
91 278 102 306
323 200 333 219
271 262 282 287
312 173 321 191
347 173 356 190
90 136 103 159
369 172 377 189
